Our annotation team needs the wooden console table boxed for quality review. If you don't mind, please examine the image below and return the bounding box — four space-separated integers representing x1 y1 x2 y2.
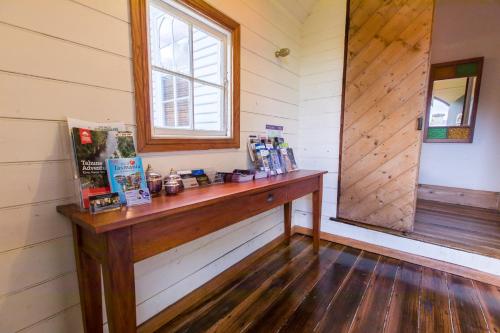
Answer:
57 170 326 333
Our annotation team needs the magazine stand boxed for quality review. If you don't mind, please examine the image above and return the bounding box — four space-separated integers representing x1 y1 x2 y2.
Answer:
57 170 326 333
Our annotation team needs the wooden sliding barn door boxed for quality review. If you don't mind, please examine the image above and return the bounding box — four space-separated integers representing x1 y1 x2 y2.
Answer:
338 0 434 231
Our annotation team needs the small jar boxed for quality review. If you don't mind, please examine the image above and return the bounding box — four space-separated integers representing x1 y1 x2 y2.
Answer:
164 169 182 195
164 178 181 195
164 169 184 191
145 164 163 197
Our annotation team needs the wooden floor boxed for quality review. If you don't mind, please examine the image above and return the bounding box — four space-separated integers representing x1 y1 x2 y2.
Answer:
413 200 500 259
155 235 499 333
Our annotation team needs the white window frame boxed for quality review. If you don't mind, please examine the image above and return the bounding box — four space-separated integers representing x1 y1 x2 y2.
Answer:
148 0 233 139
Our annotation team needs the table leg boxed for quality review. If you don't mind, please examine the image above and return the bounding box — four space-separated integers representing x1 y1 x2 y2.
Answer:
102 228 137 333
312 175 323 254
284 202 292 245
72 225 103 333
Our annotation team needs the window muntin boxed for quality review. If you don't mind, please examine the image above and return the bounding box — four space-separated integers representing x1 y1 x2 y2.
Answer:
148 0 231 138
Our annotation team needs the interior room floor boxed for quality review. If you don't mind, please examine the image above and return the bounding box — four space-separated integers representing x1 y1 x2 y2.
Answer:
155 235 499 333
413 199 500 259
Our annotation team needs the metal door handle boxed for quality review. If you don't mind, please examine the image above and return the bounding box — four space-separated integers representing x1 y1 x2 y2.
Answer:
267 194 274 202
417 117 423 130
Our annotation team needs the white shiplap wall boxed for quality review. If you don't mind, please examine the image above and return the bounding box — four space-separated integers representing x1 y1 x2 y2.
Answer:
0 0 302 331
294 0 346 226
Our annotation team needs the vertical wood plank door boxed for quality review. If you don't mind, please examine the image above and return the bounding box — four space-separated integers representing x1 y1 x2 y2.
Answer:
338 0 434 231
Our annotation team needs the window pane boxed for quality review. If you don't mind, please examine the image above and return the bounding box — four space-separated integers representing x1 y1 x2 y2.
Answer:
161 75 173 100
152 70 192 129
163 101 175 127
149 5 191 75
176 98 191 127
194 82 223 131
176 77 189 98
193 28 222 85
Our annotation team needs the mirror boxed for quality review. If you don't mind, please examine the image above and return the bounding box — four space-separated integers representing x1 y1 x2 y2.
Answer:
424 57 483 143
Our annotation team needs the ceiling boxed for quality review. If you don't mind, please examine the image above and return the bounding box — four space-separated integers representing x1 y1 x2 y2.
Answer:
274 0 318 23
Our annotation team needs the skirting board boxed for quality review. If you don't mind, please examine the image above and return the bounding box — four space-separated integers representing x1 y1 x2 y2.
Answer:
418 184 500 211
294 225 500 287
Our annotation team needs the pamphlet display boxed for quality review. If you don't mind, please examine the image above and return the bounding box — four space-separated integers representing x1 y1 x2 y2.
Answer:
247 125 298 176
68 118 136 208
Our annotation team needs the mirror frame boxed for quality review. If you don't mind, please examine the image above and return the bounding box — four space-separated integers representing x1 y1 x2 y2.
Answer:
424 57 484 143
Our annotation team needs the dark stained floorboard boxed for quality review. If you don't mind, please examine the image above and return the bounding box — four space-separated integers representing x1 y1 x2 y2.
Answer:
246 243 346 333
317 251 379 333
160 236 310 333
419 267 453 333
384 262 422 333
448 274 489 333
155 235 498 333
348 256 399 333
278 246 361 332
207 240 331 333
474 281 500 333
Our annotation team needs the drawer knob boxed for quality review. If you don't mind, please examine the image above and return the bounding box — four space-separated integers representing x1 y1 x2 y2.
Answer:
267 194 275 202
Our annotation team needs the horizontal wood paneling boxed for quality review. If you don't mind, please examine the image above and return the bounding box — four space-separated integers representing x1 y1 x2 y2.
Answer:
0 119 71 163
0 0 131 57
242 70 298 105
0 162 74 208
0 0 303 331
0 199 73 252
0 71 135 122
242 48 298 91
0 23 133 91
240 111 298 134
0 236 75 297
19 304 83 333
296 0 345 223
72 0 130 22
207 0 301 51
0 272 80 333
241 0 302 41
240 26 300 74
241 91 298 119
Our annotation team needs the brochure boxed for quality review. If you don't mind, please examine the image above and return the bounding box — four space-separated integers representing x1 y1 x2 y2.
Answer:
88 193 121 214
269 149 284 175
287 148 299 171
106 157 151 206
70 127 136 208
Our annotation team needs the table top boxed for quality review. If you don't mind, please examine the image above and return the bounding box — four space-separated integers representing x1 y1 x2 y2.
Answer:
57 170 326 234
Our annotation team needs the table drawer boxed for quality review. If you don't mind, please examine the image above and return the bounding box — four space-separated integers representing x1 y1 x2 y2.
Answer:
287 177 320 201
249 187 288 212
132 196 253 261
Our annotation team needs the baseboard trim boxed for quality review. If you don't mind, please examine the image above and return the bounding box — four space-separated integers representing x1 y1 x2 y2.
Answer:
294 226 500 287
137 232 290 333
418 184 500 211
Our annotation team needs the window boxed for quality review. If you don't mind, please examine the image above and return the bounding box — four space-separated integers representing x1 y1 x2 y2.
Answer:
130 0 240 152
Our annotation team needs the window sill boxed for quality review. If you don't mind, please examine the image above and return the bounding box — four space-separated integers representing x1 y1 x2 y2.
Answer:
137 136 240 152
